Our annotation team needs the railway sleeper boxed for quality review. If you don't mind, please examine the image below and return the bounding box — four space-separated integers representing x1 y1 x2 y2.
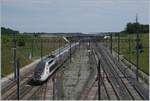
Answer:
98 45 133 100
103 45 148 100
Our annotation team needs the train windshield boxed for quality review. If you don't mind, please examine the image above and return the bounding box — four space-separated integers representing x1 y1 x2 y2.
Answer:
48 60 53 65
35 61 45 72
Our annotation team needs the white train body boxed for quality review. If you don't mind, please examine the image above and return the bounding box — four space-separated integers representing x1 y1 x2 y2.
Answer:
33 42 79 82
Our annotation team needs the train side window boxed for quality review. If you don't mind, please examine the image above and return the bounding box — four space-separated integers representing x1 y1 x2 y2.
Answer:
49 66 51 72
49 63 56 72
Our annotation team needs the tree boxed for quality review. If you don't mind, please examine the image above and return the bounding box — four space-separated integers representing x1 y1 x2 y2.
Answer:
124 23 149 34
1 27 19 35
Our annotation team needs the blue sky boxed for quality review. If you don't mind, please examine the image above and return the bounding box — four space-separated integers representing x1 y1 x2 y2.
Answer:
1 0 149 33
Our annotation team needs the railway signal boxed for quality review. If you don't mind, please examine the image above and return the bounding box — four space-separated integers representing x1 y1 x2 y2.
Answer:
88 39 91 59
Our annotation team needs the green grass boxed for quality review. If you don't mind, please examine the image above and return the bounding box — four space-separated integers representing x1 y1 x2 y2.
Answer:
112 33 149 75
1 35 66 76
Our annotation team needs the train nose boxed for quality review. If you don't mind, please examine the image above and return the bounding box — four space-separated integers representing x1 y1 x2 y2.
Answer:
34 72 41 80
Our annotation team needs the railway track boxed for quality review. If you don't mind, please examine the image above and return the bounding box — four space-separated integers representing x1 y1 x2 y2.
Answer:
1 58 66 100
82 77 98 100
1 69 34 95
2 41 148 100
100 47 134 100
2 73 33 100
102 45 149 99
2 42 79 100
80 44 114 100
93 46 114 100
80 42 109 100
21 61 70 100
22 45 78 100
93 42 148 100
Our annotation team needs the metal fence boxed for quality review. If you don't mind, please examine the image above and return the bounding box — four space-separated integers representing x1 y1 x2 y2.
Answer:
105 33 149 75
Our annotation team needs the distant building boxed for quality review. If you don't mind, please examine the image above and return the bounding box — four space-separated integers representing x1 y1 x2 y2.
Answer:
104 35 110 39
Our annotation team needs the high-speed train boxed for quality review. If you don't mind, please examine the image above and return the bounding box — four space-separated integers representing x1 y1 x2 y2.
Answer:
32 42 79 82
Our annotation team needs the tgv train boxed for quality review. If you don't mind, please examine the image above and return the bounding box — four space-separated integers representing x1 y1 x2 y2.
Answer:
32 42 79 82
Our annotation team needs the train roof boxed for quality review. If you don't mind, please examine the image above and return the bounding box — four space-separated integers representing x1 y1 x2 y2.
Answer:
47 55 55 58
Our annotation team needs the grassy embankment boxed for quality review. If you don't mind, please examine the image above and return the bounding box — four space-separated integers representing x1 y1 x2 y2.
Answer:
1 34 66 76
112 33 149 75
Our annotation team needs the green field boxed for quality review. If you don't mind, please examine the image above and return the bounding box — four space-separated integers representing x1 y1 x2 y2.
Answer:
112 33 149 75
1 34 66 76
